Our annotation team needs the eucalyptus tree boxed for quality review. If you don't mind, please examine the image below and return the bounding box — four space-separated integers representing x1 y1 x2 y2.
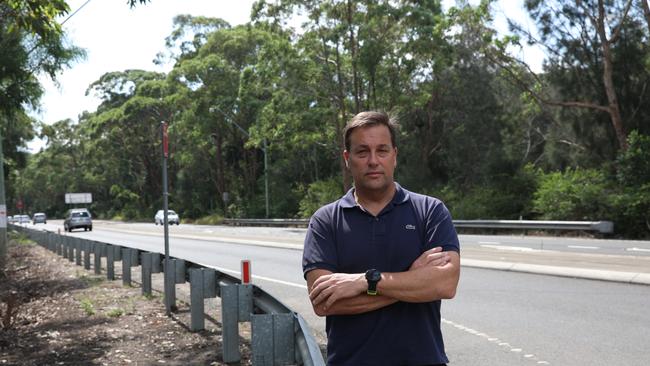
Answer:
504 0 650 155
80 70 173 218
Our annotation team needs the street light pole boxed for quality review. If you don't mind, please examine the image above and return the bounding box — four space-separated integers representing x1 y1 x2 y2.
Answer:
209 107 269 217
0 131 7 272
263 138 269 218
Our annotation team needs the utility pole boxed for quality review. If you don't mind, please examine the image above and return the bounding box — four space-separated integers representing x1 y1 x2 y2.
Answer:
0 131 7 272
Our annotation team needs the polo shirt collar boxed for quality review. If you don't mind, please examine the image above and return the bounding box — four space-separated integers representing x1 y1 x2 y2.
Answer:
340 182 410 209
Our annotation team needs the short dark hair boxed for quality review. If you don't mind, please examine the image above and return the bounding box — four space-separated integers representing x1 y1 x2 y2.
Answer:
343 111 399 151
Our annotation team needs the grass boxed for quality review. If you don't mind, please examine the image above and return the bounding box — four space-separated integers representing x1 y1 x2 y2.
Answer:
106 308 124 318
7 231 34 246
77 272 104 287
80 298 95 316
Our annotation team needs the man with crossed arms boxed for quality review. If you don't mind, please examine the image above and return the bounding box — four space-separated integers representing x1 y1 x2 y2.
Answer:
303 111 461 366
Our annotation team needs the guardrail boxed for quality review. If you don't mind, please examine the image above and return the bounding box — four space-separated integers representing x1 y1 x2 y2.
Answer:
453 220 614 234
9 224 325 366
223 218 614 234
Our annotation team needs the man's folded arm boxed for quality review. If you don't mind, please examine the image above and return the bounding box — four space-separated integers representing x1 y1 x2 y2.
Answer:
305 268 397 316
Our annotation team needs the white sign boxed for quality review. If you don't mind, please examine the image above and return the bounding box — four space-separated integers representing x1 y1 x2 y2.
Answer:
0 204 6 228
65 193 92 204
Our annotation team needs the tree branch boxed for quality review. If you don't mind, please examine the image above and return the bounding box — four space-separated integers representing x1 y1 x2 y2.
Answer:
608 0 634 44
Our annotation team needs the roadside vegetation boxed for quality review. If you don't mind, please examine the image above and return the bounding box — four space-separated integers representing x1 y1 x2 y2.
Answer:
2 0 649 237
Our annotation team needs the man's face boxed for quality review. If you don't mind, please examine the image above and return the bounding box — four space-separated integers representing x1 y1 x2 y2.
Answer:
344 124 397 194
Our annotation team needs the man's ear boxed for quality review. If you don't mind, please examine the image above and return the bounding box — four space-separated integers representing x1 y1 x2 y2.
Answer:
343 150 350 168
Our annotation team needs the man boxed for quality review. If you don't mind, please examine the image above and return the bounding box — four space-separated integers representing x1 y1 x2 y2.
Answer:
303 111 461 366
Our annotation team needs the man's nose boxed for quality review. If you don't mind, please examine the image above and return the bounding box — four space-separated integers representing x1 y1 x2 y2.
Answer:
367 151 379 166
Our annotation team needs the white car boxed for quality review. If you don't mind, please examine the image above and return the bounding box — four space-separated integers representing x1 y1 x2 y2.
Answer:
154 210 180 225
17 215 31 224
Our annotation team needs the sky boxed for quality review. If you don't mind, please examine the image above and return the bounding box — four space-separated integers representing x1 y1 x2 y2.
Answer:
30 0 542 151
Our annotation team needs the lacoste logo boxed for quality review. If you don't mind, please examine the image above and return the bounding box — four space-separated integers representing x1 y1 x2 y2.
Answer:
405 224 416 230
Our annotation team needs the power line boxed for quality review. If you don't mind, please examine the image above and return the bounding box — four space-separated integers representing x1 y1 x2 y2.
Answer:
61 0 95 26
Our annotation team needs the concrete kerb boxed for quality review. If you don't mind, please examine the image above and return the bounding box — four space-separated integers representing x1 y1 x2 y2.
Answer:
462 258 650 286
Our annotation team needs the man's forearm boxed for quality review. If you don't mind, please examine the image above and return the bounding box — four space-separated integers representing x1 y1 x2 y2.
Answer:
377 252 460 303
314 294 397 316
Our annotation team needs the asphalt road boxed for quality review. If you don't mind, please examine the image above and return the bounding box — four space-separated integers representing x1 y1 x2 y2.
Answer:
22 220 650 365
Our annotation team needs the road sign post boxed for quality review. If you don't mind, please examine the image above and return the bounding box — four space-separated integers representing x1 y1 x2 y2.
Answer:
161 121 174 314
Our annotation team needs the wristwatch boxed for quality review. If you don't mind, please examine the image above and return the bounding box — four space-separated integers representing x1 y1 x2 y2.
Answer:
365 269 382 295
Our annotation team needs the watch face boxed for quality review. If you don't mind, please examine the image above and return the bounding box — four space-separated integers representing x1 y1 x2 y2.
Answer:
366 269 381 281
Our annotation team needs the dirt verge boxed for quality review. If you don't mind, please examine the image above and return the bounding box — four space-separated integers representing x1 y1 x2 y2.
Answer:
0 231 252 365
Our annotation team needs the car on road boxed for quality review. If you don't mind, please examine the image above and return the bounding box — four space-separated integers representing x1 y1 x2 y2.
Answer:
7 215 16 224
33 212 47 224
154 209 180 225
64 208 92 232
16 214 31 224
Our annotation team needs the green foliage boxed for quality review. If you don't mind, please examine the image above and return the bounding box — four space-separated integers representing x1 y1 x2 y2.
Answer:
533 169 611 221
297 178 344 218
437 164 539 220
79 298 95 316
106 308 124 318
194 213 224 225
616 131 650 187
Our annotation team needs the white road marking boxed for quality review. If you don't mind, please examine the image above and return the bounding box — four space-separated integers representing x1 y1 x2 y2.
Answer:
210 265 308 289
479 241 501 245
567 245 599 250
480 244 540 252
442 318 551 364
627 247 650 253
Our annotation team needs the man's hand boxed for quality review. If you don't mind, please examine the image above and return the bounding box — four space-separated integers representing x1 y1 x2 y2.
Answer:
409 246 450 270
309 272 366 311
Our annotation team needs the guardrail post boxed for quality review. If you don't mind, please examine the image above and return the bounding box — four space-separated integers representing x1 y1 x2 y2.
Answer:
83 241 91 270
164 258 176 313
251 313 295 366
68 237 75 262
48 233 55 252
74 237 82 266
190 268 204 331
203 268 217 298
141 252 152 296
93 241 102 275
238 284 253 322
122 248 132 286
151 253 161 273
175 259 186 284
221 284 240 363
106 244 116 280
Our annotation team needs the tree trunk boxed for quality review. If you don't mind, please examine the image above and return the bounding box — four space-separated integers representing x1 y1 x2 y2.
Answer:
346 0 361 114
642 0 650 34
595 0 629 150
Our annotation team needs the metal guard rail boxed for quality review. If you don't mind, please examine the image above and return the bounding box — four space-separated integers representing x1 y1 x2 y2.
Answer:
10 224 325 366
223 218 614 234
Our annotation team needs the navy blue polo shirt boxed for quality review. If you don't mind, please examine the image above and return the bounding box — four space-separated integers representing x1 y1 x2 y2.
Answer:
303 183 460 366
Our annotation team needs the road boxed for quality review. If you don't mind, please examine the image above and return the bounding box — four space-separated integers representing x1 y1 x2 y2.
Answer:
24 220 650 365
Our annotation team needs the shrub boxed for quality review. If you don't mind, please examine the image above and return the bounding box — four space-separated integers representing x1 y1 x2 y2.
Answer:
297 178 344 218
532 168 611 220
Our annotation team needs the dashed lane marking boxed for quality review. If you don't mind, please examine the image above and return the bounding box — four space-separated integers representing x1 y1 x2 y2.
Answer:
627 247 650 253
567 245 599 249
480 244 541 252
442 318 551 365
